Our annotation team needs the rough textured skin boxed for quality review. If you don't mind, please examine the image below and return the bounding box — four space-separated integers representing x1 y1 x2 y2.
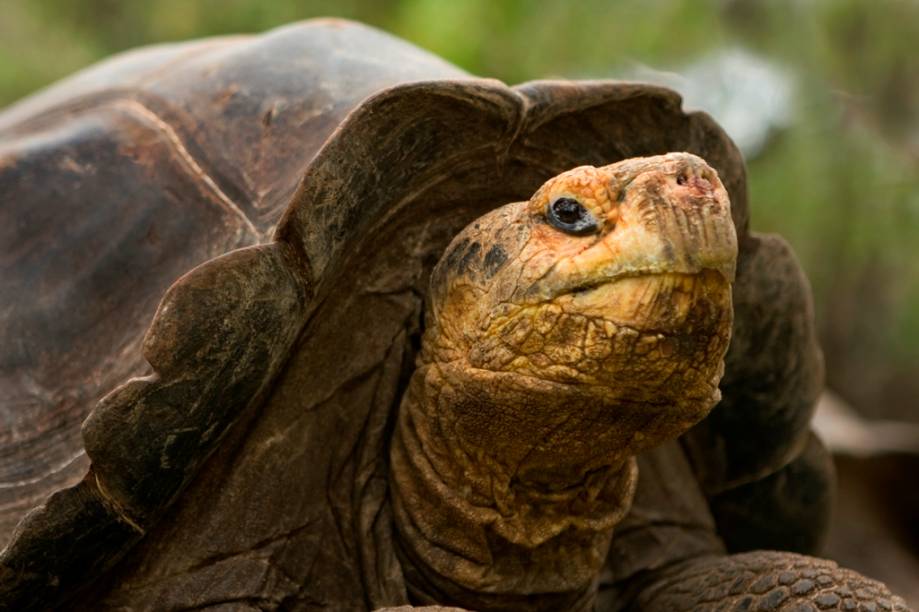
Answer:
632 551 908 611
390 154 736 611
0 18 907 612
377 608 468 612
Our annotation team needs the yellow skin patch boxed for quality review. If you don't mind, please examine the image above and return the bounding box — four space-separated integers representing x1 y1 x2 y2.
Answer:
390 152 739 600
473 271 729 392
428 153 736 392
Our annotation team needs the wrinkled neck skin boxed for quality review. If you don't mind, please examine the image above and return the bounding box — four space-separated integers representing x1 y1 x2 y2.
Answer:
390 359 642 611
388 153 737 611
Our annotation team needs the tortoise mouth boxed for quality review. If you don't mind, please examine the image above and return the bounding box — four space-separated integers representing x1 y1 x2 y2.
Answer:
560 267 730 299
551 269 731 337
528 255 735 306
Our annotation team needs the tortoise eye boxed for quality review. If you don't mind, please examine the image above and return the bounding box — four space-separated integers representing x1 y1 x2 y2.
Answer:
546 197 598 235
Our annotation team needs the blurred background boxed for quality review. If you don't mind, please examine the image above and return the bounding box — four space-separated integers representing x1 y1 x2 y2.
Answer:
1 0 916 603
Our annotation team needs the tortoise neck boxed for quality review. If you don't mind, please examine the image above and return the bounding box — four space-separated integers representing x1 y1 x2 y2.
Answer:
388 361 638 610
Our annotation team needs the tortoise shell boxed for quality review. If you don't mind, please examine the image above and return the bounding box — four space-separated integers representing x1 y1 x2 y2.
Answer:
0 19 823 611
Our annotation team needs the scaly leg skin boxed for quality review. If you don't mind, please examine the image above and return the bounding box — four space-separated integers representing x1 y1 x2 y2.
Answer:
633 551 910 612
376 607 470 611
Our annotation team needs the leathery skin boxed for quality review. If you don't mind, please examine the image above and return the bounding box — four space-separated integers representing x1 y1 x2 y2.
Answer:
389 153 738 611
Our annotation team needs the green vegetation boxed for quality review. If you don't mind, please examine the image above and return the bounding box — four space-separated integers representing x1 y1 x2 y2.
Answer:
1 0 916 418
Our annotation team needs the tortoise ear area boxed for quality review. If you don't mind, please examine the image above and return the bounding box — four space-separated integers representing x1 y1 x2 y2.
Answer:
427 206 528 319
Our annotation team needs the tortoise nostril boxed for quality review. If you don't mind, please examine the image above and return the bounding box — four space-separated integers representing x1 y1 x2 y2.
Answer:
674 164 716 191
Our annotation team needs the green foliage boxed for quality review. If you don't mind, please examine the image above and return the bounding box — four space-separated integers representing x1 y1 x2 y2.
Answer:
0 0 916 415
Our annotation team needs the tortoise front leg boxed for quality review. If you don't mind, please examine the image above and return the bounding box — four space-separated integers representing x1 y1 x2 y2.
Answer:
633 551 908 611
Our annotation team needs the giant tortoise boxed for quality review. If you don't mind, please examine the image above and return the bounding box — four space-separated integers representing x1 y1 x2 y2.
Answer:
0 18 908 612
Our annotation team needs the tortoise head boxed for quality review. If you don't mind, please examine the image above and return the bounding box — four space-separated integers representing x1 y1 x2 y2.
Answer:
424 152 737 460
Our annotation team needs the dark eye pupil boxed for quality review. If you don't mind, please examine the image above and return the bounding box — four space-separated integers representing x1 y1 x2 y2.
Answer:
552 198 583 223
546 197 598 235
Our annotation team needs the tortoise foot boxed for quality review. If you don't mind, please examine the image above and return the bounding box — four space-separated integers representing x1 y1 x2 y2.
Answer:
636 551 910 611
